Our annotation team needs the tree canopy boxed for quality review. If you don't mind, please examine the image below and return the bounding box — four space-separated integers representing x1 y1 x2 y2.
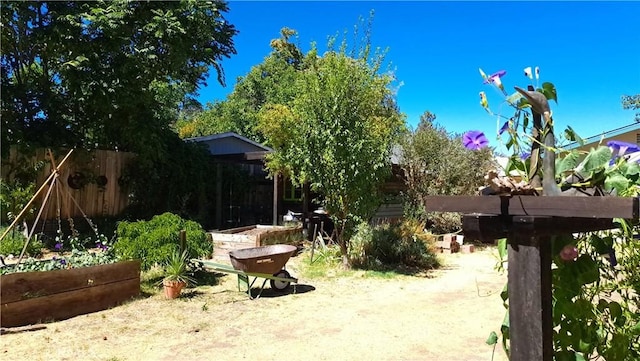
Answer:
176 27 304 142
256 26 405 264
1 0 237 157
399 111 494 232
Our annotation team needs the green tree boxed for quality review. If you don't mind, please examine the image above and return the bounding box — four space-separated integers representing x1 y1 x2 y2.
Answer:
400 111 494 231
1 1 238 225
1 1 237 156
259 28 405 266
622 94 640 122
176 27 304 142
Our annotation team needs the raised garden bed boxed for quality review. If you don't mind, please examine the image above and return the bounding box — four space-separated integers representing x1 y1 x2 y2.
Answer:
1 260 140 327
210 225 303 261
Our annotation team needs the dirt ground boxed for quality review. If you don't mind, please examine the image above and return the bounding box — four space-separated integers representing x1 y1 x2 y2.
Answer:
1 246 509 361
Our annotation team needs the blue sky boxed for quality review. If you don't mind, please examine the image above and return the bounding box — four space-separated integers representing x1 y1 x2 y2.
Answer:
197 1 640 152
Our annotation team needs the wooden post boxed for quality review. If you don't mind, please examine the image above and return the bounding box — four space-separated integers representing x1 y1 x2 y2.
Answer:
426 196 637 361
302 181 310 229
508 216 553 361
272 173 279 226
215 163 222 229
179 230 186 254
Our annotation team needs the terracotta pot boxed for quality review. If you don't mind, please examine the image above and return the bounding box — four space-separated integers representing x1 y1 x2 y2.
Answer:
163 279 186 299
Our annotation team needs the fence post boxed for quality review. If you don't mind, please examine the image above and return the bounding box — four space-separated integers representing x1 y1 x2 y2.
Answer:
508 216 553 361
179 230 186 254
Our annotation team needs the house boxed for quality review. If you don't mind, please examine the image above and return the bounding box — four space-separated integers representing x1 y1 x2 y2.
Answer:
561 123 640 153
186 132 406 230
186 132 321 230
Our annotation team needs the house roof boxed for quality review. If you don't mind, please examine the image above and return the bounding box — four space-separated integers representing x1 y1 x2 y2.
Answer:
185 132 272 164
186 132 272 154
562 123 640 150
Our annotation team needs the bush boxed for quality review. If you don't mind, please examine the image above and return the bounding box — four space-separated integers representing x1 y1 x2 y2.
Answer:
0 228 44 258
426 211 462 234
114 212 212 270
349 219 439 270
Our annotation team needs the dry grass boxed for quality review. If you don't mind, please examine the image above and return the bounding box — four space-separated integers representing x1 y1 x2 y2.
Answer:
1 246 508 361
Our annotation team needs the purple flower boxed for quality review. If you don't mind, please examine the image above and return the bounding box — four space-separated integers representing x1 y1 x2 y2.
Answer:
96 242 108 251
559 245 578 262
519 152 530 160
59 259 67 266
482 70 507 84
499 121 509 135
607 140 640 157
463 131 489 150
54 242 63 251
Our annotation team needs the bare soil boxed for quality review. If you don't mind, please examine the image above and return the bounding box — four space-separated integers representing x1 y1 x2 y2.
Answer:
1 246 509 361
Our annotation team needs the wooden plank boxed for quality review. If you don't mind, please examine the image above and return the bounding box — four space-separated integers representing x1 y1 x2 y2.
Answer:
462 215 618 242
1 261 140 303
508 227 553 361
426 195 638 219
1 278 140 327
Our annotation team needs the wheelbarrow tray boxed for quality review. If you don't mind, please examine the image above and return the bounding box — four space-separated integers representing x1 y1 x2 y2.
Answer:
229 244 297 275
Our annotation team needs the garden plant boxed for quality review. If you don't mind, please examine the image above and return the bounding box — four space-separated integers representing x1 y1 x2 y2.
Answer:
468 67 640 360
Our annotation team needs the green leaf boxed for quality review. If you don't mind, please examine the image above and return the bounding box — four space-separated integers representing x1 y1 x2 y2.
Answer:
540 82 558 103
604 172 630 194
624 161 640 178
578 339 592 354
608 301 622 320
556 150 581 177
497 238 507 260
590 235 613 255
574 255 600 285
505 92 522 106
580 146 612 174
564 126 584 145
486 331 498 345
500 283 508 303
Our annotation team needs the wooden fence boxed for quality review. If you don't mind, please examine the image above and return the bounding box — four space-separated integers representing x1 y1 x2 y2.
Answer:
1 147 135 221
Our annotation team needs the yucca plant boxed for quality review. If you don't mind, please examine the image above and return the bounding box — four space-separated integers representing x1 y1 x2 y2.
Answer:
162 249 197 286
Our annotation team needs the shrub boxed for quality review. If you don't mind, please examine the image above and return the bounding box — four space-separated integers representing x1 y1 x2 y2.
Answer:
114 212 212 270
0 228 44 258
349 219 439 270
426 211 462 234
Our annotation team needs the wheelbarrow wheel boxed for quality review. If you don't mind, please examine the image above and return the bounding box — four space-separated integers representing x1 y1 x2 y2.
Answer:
270 270 291 291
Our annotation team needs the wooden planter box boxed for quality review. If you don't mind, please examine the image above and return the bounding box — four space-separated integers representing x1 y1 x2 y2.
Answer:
1 260 140 327
210 225 303 261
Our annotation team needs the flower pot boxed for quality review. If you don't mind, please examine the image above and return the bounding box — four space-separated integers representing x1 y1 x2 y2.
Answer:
163 279 186 299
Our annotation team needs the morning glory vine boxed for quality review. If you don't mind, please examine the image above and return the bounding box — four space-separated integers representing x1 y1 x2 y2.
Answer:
469 67 640 360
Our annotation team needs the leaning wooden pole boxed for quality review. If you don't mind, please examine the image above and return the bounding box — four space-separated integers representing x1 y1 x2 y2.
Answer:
0 148 74 242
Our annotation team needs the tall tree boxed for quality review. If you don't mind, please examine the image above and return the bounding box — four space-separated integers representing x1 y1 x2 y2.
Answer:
259 26 405 266
176 27 304 142
1 1 237 157
399 111 494 232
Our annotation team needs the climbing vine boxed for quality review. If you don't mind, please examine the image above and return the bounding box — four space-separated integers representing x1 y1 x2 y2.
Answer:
470 67 640 360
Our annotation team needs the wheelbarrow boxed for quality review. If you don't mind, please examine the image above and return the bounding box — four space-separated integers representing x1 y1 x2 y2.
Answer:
194 244 298 299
